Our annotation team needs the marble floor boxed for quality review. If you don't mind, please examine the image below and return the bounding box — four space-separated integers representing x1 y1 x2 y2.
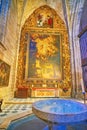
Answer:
0 98 85 130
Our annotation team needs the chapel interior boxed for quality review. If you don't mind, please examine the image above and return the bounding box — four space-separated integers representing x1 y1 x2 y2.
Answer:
0 0 87 129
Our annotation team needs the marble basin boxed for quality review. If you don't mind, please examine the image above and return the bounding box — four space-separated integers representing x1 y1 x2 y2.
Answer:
32 99 87 123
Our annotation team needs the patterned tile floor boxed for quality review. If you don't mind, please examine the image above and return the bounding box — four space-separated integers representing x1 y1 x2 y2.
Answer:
0 104 32 123
0 98 49 125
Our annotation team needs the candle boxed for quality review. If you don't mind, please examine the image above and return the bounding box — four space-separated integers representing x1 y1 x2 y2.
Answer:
81 78 85 93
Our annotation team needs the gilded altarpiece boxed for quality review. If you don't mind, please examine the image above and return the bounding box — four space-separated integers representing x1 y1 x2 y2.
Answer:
16 5 72 97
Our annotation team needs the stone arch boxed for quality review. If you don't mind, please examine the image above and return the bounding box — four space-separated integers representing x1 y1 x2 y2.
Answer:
22 5 66 30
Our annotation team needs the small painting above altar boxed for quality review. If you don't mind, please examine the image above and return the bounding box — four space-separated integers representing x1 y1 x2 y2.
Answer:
27 33 62 81
36 13 53 28
0 59 10 86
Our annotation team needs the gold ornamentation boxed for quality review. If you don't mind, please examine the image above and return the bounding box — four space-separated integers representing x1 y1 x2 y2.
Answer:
16 5 72 97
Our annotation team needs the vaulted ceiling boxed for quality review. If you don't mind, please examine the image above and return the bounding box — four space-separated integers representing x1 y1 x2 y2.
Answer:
16 0 65 28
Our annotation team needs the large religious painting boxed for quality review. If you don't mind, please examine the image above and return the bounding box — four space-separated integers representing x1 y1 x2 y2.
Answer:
0 59 10 86
27 33 62 80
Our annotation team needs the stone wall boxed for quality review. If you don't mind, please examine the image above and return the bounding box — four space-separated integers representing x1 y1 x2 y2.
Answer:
0 0 18 101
